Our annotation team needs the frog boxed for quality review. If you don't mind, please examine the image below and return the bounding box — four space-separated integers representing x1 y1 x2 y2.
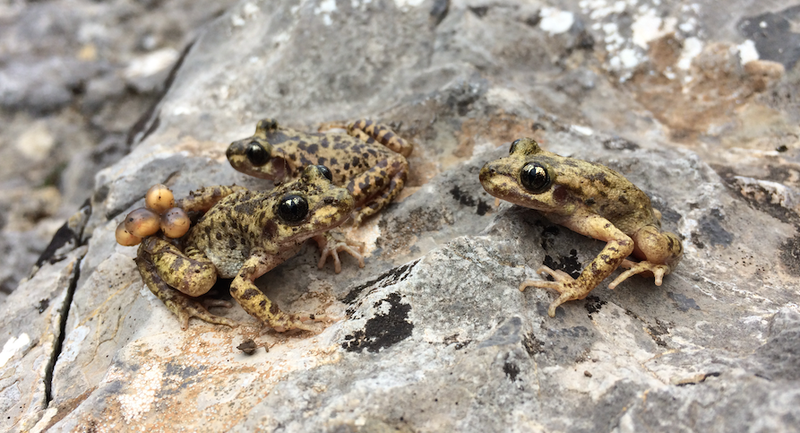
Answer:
226 118 413 272
479 138 683 317
134 164 354 331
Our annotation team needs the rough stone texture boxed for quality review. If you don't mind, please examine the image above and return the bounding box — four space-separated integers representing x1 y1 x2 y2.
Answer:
0 0 241 301
2 0 800 432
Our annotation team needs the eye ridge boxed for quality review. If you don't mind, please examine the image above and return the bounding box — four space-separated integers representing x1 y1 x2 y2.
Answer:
520 162 551 193
277 194 309 223
246 141 271 166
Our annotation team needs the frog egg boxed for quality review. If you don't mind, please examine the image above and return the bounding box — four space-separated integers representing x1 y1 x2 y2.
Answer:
124 207 161 237
115 221 142 246
145 184 175 214
161 207 191 238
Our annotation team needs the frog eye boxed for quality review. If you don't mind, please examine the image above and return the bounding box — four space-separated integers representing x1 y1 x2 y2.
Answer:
246 141 271 166
315 165 333 182
509 139 522 154
277 194 309 223
520 162 551 193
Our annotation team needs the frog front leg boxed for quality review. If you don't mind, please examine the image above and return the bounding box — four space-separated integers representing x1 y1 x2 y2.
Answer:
230 251 327 332
521 213 634 317
346 158 409 226
136 238 236 329
608 224 683 289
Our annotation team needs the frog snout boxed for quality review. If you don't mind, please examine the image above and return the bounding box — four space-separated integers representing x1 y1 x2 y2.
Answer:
478 165 495 183
226 140 243 159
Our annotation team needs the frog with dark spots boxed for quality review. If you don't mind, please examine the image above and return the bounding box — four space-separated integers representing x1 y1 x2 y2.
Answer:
227 118 412 271
479 138 683 317
135 165 354 331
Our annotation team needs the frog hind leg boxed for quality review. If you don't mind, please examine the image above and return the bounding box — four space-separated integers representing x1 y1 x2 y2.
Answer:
347 119 413 157
520 214 634 317
608 225 683 289
230 252 328 332
135 240 236 329
346 158 409 226
313 231 365 273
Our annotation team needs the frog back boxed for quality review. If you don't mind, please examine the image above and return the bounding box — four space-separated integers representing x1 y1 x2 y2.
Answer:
544 156 660 234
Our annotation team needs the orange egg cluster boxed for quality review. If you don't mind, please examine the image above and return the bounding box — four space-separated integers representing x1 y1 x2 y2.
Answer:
115 184 191 246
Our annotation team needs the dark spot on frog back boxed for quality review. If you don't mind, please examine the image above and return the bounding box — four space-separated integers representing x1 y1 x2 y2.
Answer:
587 171 611 187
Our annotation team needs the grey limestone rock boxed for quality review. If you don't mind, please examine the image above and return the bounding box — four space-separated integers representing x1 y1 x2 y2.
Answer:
2 0 800 432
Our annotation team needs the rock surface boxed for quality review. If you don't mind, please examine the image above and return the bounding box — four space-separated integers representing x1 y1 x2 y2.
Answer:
2 0 800 432
0 0 241 300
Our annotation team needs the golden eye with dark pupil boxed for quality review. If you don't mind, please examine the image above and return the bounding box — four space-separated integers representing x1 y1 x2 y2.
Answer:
520 162 551 193
277 194 309 223
509 139 521 154
246 141 270 166
314 165 333 182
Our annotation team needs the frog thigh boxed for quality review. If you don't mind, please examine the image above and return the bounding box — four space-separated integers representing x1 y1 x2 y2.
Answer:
346 157 409 225
630 224 683 267
135 239 235 329
138 237 217 297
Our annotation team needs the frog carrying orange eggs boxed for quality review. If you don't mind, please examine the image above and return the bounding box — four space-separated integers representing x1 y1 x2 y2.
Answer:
115 184 191 245
116 165 356 331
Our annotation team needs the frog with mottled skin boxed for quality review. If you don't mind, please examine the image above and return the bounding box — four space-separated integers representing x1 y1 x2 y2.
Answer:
479 138 683 317
135 165 354 331
226 119 412 271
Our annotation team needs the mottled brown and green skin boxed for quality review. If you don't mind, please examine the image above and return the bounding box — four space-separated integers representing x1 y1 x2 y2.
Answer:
135 165 354 331
479 138 683 317
227 118 412 226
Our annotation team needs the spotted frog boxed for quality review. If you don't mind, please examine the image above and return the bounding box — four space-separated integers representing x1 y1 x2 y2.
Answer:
226 119 412 270
135 165 354 331
479 138 683 317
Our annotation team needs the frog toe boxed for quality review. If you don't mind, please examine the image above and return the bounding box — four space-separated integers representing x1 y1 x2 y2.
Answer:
315 232 365 273
535 265 575 282
608 262 670 289
270 313 327 333
173 298 238 330
520 270 593 317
